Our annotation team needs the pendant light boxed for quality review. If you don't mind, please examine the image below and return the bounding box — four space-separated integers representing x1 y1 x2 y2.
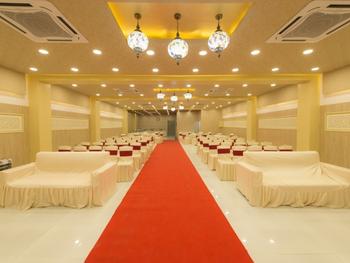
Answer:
157 90 165 100
184 90 192 100
208 14 230 57
127 13 149 58
168 13 189 65
170 93 178 102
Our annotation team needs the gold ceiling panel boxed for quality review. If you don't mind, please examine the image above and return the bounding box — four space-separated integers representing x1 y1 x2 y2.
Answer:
108 2 251 39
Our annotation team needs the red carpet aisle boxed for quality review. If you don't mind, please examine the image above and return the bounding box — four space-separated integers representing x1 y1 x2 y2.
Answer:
86 141 253 263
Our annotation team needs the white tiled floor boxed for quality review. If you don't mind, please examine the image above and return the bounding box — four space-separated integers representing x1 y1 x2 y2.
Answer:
0 143 350 263
182 143 350 263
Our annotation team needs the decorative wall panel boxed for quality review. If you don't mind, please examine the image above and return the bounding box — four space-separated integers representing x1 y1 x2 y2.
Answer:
326 112 350 131
0 114 24 133
223 119 246 128
258 117 296 130
101 117 123 129
52 117 89 131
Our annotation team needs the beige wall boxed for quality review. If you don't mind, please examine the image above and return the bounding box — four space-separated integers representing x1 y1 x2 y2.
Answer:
323 66 350 95
136 114 172 133
176 111 200 134
0 67 26 97
201 109 222 133
51 85 89 108
257 85 297 148
221 102 247 137
128 112 137 133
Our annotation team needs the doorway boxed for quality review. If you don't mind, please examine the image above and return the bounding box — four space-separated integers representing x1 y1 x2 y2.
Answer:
167 119 176 138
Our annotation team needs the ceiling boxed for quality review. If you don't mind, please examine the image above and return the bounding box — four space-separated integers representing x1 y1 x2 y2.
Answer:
0 0 349 110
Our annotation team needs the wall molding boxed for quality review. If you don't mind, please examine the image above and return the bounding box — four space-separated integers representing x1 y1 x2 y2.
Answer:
101 117 123 129
259 116 296 130
0 114 24 133
51 101 90 115
223 119 247 128
100 110 123 120
257 100 298 115
0 94 28 107
321 91 350 106
222 111 247 119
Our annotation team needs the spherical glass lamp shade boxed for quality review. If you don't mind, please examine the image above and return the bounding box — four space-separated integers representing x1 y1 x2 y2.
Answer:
170 94 178 102
157 92 165 100
168 38 189 64
208 30 230 55
171 107 176 112
184 92 192 100
127 30 149 56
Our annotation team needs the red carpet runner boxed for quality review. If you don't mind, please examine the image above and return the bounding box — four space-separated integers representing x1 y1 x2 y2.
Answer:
86 141 253 263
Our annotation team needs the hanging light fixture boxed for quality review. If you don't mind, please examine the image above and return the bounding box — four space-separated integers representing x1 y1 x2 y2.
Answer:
179 105 185 110
171 106 176 112
168 13 189 65
163 105 168 110
184 90 192 100
170 93 178 102
157 90 165 100
208 14 230 57
127 13 149 58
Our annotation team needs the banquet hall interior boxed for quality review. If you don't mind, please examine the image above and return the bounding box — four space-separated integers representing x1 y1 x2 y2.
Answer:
0 0 350 262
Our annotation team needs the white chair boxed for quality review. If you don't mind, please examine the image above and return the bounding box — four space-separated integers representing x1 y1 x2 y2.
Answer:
263 145 278 151
247 145 263 151
130 143 142 170
73 145 87 152
279 145 293 151
216 145 247 181
116 146 134 182
58 146 71 152
89 145 103 152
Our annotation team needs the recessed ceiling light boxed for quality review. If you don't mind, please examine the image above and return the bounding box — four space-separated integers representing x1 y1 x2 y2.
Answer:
219 105 222 108
199 50 208 56
192 68 199 73
303 49 314 55
270 83 277 87
211 101 215 104
118 93 123 97
272 67 280 72
70 67 79 72
158 84 163 88
116 102 119 104
100 83 107 88
242 83 248 87
214 84 220 88
232 67 239 72
92 49 102 55
226 93 230 96
129 84 135 88
247 93 252 96
250 49 260 56
140 94 144 97
96 93 100 96
196 102 199 105
146 50 155 56
227 101 231 104
148 102 152 104
112 67 119 72
132 102 136 104
72 84 78 87
204 93 209 96
186 84 191 88
29 67 38 72
152 68 159 73
124 105 127 108
311 67 320 72
38 49 49 55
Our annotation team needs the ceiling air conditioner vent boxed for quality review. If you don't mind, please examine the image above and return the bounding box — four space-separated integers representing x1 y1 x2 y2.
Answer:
267 0 350 43
0 0 87 43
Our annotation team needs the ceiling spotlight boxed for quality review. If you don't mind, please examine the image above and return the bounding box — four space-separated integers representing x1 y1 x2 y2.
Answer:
184 91 192 100
163 105 168 110
140 93 144 97
214 84 220 88
132 101 136 104
100 83 107 88
72 84 78 87
171 106 176 112
152 68 159 73
211 101 215 104
247 93 252 96
311 67 320 72
250 49 260 56
38 49 49 55
219 105 222 108
179 105 185 110
196 102 199 105
227 101 231 104
116 102 119 104
199 50 208 56
186 84 191 88
192 68 199 73
129 84 135 88
112 67 119 72
128 13 149 58
146 50 155 56
208 14 230 57
270 83 276 87
96 93 100 96
170 93 178 102
168 13 188 65
158 84 164 88
204 93 209 96
29 67 38 72
272 67 280 72
232 67 239 72
157 91 165 100
70 67 79 72
92 49 102 55
226 93 230 96
242 83 248 87
118 93 123 97
148 101 152 104
303 49 314 55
